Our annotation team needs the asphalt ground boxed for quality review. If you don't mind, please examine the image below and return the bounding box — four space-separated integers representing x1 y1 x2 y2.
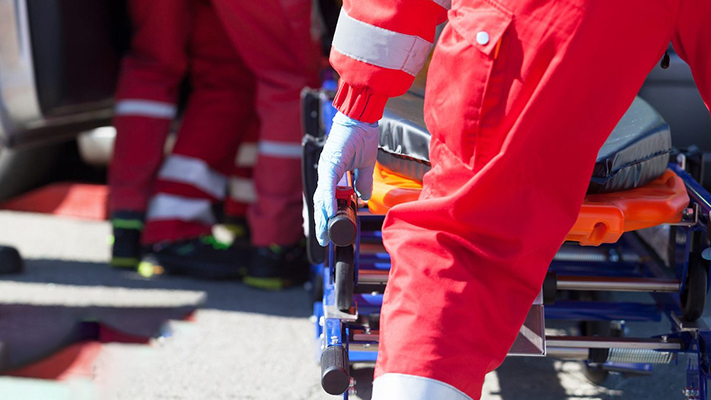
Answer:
0 210 702 399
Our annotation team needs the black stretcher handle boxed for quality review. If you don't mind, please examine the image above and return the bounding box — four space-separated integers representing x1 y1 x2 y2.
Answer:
328 199 357 247
328 185 357 247
320 345 350 395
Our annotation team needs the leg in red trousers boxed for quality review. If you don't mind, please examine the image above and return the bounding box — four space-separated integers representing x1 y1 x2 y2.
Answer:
139 0 258 279
108 0 193 267
372 0 711 398
141 0 256 246
212 0 320 289
109 0 192 214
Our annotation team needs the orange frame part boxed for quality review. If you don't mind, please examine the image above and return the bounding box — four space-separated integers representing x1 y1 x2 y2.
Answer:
368 164 690 246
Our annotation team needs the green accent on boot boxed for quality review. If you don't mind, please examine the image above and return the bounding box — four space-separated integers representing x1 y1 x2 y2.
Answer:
111 257 139 268
200 235 231 250
243 276 288 291
112 219 144 230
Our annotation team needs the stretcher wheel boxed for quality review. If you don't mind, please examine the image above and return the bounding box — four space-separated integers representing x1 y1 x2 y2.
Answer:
335 245 355 312
576 292 613 385
320 345 350 395
581 319 612 385
681 255 707 321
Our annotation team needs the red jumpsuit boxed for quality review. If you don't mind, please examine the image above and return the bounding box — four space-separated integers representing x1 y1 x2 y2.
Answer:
329 0 711 398
110 0 257 245
209 0 321 246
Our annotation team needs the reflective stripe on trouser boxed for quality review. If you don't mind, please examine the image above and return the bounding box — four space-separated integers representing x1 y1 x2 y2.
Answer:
115 100 177 119
146 193 216 225
225 120 259 218
143 194 216 244
373 1 710 399
372 374 471 400
212 0 320 246
108 0 192 213
157 154 228 201
141 0 257 244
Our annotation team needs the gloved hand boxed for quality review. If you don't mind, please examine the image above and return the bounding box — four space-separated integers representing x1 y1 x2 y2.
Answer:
314 112 379 246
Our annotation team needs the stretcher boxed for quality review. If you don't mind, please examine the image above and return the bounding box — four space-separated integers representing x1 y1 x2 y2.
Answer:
302 84 711 399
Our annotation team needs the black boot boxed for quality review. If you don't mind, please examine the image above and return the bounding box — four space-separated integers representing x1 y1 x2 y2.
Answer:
244 241 309 290
149 235 250 280
110 211 144 269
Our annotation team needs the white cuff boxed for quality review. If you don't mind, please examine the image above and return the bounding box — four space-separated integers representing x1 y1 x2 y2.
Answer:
372 373 472 400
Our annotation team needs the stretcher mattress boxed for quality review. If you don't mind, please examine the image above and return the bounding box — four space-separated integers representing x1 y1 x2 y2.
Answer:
378 93 672 193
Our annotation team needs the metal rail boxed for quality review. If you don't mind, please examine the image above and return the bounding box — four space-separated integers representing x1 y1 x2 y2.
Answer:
350 332 681 352
555 276 680 292
358 270 681 293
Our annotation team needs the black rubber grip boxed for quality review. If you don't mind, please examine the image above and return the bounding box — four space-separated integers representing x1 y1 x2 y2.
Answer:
320 345 350 395
589 348 610 364
543 272 557 305
328 202 357 247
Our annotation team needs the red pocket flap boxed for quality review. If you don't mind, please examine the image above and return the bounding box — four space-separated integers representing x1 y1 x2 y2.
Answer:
448 0 513 57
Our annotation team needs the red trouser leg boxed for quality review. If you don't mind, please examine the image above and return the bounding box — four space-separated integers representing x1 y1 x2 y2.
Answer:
109 0 192 213
225 118 259 218
141 0 257 244
212 0 320 246
373 1 688 398
672 0 711 110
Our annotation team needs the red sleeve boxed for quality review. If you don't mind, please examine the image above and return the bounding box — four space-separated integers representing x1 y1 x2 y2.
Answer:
329 0 448 123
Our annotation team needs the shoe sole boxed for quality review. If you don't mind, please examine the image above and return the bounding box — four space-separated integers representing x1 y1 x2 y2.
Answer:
155 254 244 280
111 257 139 269
243 276 290 291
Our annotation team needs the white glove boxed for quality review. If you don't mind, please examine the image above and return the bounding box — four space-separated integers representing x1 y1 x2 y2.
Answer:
314 112 379 246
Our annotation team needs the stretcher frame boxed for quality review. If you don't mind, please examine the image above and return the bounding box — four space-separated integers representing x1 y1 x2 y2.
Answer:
302 89 711 400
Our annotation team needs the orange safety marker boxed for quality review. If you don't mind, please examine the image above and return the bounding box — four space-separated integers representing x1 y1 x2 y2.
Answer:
368 165 689 246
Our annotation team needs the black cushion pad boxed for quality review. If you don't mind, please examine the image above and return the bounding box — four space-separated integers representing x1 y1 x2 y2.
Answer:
377 93 672 194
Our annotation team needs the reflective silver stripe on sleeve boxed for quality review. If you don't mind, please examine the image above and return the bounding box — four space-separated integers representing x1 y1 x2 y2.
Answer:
145 194 215 225
229 177 257 204
332 9 433 76
372 373 472 400
431 0 451 9
258 140 302 159
157 155 227 200
114 99 177 119
235 143 258 167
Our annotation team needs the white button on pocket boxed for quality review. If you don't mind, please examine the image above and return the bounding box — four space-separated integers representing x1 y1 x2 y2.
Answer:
476 31 490 46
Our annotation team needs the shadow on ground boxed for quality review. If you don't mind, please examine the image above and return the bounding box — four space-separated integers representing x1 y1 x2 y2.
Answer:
0 259 689 399
348 360 571 400
1 258 314 318
344 352 683 400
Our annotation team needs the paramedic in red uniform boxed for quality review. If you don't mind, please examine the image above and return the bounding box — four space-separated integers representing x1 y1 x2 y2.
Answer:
314 0 711 398
208 0 321 289
110 0 319 284
109 0 258 277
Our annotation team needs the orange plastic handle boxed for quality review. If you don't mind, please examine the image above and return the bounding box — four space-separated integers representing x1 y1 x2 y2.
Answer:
368 164 689 246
